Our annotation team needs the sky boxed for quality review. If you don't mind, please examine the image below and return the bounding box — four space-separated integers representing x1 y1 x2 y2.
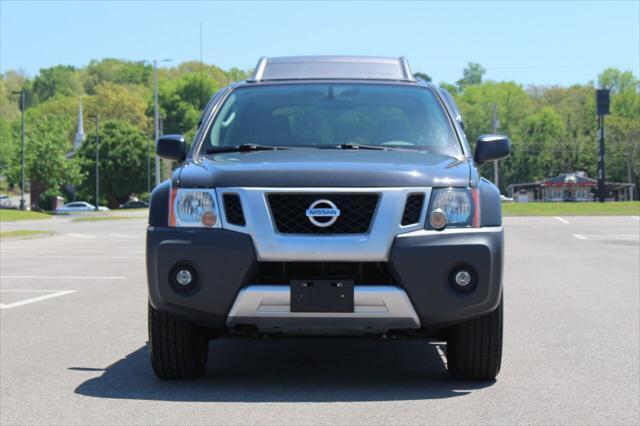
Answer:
1 0 639 86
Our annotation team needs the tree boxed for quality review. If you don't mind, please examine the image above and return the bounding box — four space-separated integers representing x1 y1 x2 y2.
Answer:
84 58 152 94
19 116 80 208
0 117 15 178
598 68 638 94
175 73 221 110
85 82 150 132
413 72 432 82
456 63 486 91
457 82 533 191
0 70 30 121
32 65 83 104
76 120 152 207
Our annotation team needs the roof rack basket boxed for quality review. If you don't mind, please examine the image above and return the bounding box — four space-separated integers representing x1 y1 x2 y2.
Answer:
249 56 415 82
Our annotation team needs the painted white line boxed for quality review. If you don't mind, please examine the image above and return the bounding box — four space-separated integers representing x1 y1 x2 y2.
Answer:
632 216 640 220
554 216 570 224
66 233 96 239
109 233 138 239
2 255 144 260
1 289 68 292
577 234 639 240
435 344 448 366
0 290 76 309
0 275 126 280
573 234 588 240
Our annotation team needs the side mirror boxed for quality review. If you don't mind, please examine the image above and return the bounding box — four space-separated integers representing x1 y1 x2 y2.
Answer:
474 134 510 164
156 134 186 162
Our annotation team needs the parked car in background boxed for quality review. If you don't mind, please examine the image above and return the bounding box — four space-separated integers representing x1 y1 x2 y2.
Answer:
500 194 514 203
119 200 149 209
55 201 110 214
0 194 14 209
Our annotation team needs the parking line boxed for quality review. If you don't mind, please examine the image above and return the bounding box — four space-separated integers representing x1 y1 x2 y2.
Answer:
0 290 76 309
573 234 588 240
2 255 144 260
66 233 96 239
435 344 448 366
109 233 138 239
554 216 570 224
1 275 126 280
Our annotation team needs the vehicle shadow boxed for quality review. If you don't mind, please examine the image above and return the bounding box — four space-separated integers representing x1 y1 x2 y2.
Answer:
73 338 494 402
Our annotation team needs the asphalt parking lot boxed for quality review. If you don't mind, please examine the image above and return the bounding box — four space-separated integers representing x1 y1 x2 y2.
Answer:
1 214 638 425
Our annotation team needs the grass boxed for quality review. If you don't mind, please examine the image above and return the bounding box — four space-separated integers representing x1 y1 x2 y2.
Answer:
502 201 640 216
0 209 51 222
71 215 139 222
0 230 54 239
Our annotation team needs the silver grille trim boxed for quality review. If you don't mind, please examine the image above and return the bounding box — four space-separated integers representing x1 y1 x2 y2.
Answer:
216 187 431 261
226 285 421 334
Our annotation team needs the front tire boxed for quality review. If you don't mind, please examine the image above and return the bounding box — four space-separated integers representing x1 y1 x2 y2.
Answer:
148 304 209 380
446 296 503 381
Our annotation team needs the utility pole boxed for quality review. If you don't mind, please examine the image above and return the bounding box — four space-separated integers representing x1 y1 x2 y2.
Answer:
596 89 610 203
147 133 151 195
151 59 172 188
12 90 26 210
153 59 160 188
492 104 500 187
89 114 100 210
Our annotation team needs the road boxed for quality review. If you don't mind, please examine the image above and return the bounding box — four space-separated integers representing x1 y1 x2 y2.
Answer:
1 214 639 425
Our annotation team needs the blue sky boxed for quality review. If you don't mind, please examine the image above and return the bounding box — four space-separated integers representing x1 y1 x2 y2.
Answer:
1 0 638 86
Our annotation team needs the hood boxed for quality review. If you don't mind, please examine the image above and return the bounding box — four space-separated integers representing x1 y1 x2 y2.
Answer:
177 149 471 188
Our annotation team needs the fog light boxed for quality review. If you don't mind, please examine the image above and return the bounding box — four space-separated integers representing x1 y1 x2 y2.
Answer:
429 208 447 230
450 267 476 292
454 270 472 287
175 269 193 286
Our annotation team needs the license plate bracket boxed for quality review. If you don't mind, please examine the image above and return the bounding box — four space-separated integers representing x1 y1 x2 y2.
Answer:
290 279 354 313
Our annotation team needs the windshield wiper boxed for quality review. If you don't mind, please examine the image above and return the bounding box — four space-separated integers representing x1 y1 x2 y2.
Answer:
205 144 289 154
332 143 389 151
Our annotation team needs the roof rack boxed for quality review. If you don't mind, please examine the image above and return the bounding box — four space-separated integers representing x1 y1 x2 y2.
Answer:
248 56 415 82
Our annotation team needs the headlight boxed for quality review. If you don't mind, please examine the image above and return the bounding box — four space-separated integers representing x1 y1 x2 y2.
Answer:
427 188 479 229
169 188 221 228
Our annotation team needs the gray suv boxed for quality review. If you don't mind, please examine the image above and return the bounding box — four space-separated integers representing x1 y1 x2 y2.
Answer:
147 56 510 381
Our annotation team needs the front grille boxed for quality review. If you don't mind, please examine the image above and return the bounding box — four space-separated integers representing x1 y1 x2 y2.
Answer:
401 193 425 225
253 262 394 284
223 193 246 226
267 193 379 234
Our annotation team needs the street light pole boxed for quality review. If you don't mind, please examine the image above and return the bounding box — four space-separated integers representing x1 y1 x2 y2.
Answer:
153 60 160 188
12 90 26 210
94 114 99 210
147 133 151 195
148 58 172 188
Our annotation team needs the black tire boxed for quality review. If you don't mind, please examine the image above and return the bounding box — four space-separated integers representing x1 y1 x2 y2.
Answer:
148 304 209 380
446 296 503 381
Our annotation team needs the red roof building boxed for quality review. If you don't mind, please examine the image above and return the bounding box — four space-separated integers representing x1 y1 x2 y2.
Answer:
507 172 635 202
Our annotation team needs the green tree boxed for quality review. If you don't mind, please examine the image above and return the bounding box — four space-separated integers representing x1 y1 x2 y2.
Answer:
76 120 152 207
32 65 83 104
413 72 432 82
84 59 152 94
457 82 533 191
456 63 486 91
598 68 638 93
0 117 15 177
17 116 80 208
85 82 150 132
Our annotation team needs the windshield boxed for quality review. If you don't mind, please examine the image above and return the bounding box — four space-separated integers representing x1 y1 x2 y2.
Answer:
201 84 462 156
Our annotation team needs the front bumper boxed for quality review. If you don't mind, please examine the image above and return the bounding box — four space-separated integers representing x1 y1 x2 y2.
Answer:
147 226 503 333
